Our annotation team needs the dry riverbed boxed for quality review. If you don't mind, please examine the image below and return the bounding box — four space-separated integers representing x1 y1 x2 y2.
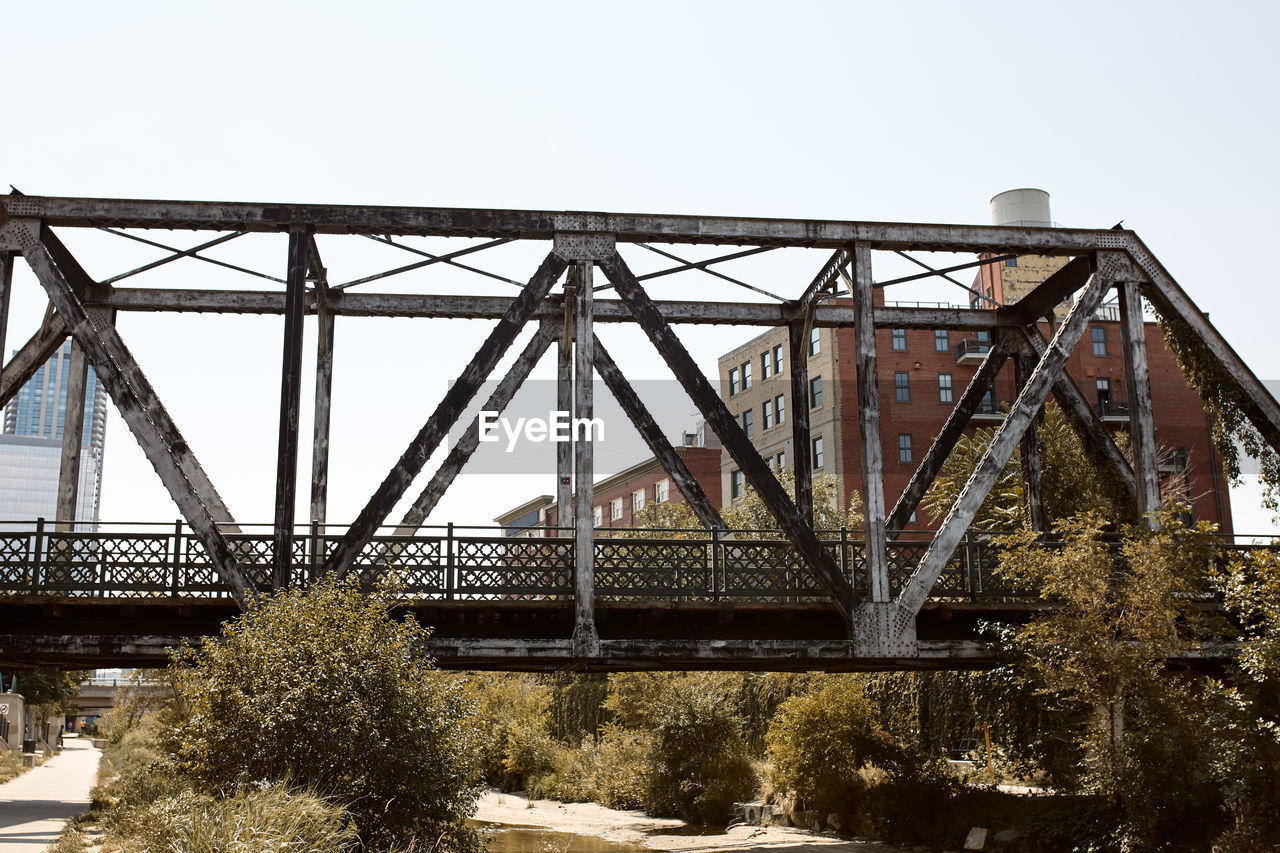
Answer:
474 791 910 853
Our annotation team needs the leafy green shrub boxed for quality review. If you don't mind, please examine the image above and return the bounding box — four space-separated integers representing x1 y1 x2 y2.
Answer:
469 673 556 790
170 578 481 852
644 677 755 823
765 677 893 814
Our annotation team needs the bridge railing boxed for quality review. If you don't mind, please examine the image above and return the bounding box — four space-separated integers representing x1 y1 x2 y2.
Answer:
1 519 1275 605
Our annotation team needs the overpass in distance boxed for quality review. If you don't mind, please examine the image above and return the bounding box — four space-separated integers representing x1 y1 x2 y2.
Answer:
0 193 1278 670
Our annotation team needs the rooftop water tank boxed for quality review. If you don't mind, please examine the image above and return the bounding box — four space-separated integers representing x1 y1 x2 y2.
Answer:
990 188 1052 227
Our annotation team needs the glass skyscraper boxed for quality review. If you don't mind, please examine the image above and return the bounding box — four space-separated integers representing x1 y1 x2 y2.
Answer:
0 342 109 527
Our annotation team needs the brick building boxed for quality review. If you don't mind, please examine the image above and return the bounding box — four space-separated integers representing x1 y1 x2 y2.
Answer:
494 442 723 535
718 191 1232 533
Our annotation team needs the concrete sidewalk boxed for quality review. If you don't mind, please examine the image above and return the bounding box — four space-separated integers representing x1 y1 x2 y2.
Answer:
0 736 101 851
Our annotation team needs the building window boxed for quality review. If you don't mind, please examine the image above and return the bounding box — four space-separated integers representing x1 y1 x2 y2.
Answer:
891 328 907 351
776 451 785 469
773 344 784 375
656 479 669 503
593 505 603 527
810 376 823 408
767 455 777 472
763 399 774 429
610 498 623 520
895 371 910 402
1096 377 1113 413
980 387 996 413
1092 326 1107 356
741 361 752 390
761 351 772 380
809 328 820 356
632 488 646 514
934 329 949 352
1005 257 1018 267
938 373 954 403
729 367 740 396
898 433 913 464
742 409 754 438
775 394 785 424
812 436 824 469
731 469 744 499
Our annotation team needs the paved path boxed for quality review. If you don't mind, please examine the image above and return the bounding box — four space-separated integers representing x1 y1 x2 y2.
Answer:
0 736 100 851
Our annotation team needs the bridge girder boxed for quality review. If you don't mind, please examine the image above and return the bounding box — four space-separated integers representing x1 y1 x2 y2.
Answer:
0 193 1277 666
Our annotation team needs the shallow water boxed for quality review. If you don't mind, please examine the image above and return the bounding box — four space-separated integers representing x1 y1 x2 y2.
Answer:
472 821 651 853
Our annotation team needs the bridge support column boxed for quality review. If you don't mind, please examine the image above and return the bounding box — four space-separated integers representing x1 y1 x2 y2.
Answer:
572 260 599 656
557 273 576 531
1010 335 1046 532
1119 281 1161 527
851 243 890 606
788 313 814 524
56 341 88 530
310 239 334 536
0 252 12 388
273 228 309 590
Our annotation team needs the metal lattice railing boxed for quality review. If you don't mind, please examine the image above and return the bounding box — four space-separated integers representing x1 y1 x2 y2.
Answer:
0 519 1274 604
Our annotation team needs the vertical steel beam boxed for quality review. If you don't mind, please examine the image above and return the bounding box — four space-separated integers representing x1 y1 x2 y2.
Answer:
15 222 251 605
594 335 725 531
309 240 334 531
273 228 309 589
0 253 13 384
1012 344 1046 532
325 251 568 580
557 276 577 530
851 245 890 602
886 344 1010 532
1119 281 1161 526
899 271 1113 616
599 251 854 622
55 342 88 530
573 261 599 655
788 317 813 522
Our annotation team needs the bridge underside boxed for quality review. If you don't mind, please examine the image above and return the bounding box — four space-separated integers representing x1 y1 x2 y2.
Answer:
0 597 1230 672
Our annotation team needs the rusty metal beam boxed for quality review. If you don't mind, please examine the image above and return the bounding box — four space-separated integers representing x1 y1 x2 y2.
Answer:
89 286 1017 331
1012 345 1046 532
55 341 88 530
898 271 1114 617
5 195 1137 253
851 244 889 602
395 323 557 533
1119 282 1161 525
15 222 251 605
0 312 68 410
789 314 815 523
573 261 598 656
594 334 725 531
598 251 854 622
0 253 13 383
273 229 309 588
323 251 569 580
885 344 1011 533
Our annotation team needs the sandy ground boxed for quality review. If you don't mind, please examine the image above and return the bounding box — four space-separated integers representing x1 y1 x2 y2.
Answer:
474 791 911 853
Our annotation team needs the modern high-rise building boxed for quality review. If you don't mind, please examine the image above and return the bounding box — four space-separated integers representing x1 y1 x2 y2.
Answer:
0 341 109 527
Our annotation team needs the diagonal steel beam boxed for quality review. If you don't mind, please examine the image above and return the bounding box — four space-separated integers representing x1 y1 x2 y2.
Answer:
898 271 1114 616
1000 255 1094 325
1017 326 1137 504
598 251 854 622
323 251 569 578
797 248 847 310
15 222 251 605
391 322 557 536
886 343 1011 532
593 334 725 531
0 312 69 409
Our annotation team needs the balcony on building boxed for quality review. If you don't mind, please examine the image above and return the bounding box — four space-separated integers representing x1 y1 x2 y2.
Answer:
972 398 1010 422
1095 396 1130 423
954 337 992 366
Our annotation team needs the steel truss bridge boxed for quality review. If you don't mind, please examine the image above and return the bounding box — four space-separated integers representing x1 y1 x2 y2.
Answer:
0 193 1277 670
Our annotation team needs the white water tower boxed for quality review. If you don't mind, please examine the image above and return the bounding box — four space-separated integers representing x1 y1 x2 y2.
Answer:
990 188 1053 227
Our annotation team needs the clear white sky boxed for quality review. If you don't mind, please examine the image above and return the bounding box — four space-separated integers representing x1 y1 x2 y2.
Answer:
2 0 1277 535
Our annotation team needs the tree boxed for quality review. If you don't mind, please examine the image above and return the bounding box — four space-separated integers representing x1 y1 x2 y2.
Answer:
993 511 1224 848
20 668 87 741
765 677 892 814
923 403 1132 530
170 579 481 852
